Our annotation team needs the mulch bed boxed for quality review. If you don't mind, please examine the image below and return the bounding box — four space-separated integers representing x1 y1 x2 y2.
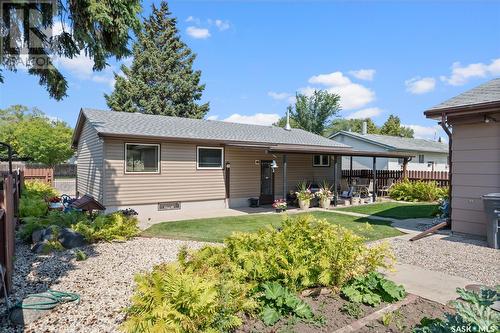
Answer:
237 293 451 333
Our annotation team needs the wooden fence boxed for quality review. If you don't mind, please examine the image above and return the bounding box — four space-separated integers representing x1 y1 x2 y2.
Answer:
342 169 449 187
24 167 53 185
0 170 22 294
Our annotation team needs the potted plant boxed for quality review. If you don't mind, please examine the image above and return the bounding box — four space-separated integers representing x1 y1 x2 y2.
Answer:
272 199 287 213
295 181 313 210
315 181 333 209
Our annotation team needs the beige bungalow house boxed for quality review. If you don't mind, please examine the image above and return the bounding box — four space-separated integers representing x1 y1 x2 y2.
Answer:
72 108 412 223
424 78 500 237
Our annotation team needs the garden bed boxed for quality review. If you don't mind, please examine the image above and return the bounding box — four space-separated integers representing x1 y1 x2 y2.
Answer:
237 293 450 333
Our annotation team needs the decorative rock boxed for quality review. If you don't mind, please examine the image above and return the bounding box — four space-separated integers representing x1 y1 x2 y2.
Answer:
31 241 47 254
58 228 87 249
9 293 53 325
42 226 59 242
31 229 44 244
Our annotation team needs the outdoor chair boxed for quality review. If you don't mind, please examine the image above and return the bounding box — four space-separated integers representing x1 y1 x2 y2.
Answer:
340 186 354 199
378 178 395 197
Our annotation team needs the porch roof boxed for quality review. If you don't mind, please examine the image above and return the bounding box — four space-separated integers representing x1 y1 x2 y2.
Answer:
225 143 415 158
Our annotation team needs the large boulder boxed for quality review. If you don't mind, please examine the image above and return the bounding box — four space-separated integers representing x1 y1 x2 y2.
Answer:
41 225 61 242
58 228 87 249
31 229 44 244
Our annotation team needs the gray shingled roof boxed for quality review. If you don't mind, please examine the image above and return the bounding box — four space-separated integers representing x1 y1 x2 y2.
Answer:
330 131 448 153
78 108 350 149
428 78 500 110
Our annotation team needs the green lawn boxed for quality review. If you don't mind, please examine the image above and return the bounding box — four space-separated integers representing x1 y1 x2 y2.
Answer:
336 202 438 220
141 211 403 243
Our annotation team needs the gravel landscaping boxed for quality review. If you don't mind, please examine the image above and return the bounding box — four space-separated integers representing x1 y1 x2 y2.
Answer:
0 238 206 333
385 233 500 287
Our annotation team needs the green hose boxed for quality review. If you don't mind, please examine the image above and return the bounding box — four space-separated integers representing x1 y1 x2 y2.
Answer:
14 289 80 310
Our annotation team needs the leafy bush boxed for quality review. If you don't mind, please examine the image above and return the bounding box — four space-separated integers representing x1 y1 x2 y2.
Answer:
389 180 447 202
73 212 140 242
19 181 59 218
19 211 87 242
341 272 406 306
123 215 396 332
23 180 59 199
258 282 313 326
123 262 257 333
414 287 499 333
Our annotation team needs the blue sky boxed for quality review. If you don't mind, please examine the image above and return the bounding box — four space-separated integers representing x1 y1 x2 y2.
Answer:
1 0 499 140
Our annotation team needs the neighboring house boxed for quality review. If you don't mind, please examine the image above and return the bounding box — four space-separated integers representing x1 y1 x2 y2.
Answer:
425 78 500 237
329 125 449 171
72 108 411 224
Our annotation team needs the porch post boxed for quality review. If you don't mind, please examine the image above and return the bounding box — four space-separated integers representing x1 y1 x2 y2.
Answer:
349 155 353 185
283 154 287 201
372 157 377 203
333 155 338 206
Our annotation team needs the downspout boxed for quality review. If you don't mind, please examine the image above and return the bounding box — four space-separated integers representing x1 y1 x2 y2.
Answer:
439 112 452 227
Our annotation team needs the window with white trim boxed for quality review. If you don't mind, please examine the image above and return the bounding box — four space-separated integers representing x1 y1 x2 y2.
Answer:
197 147 224 169
125 143 160 173
418 154 425 163
313 155 330 167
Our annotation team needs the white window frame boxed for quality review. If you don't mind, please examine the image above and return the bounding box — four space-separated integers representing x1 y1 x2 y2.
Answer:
313 154 330 167
124 143 161 174
418 154 425 164
197 146 224 170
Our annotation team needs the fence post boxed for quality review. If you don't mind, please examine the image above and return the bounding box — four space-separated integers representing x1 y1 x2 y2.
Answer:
2 174 15 292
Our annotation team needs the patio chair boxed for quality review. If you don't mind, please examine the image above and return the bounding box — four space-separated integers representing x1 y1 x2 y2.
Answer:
378 178 395 197
340 186 354 199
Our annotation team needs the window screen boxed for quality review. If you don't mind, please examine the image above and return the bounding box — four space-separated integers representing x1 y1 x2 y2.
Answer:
198 147 223 168
126 144 159 173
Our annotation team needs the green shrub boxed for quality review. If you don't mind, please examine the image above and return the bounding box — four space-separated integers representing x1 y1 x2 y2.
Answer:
19 211 88 242
75 250 88 261
341 272 406 306
389 180 447 202
414 287 499 333
19 181 59 218
123 262 257 333
23 180 59 199
123 215 396 333
19 197 48 218
340 302 363 319
73 212 140 242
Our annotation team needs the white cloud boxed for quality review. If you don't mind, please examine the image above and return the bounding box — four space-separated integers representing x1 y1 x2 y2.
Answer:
186 26 211 39
215 19 230 31
405 77 436 94
349 69 376 81
346 107 383 119
403 124 443 140
305 71 375 110
53 53 115 88
308 71 351 86
268 91 291 100
440 58 500 86
223 113 280 126
185 16 201 24
206 115 219 120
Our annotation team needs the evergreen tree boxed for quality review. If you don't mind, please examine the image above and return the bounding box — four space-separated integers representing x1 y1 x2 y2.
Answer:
105 1 209 118
379 115 414 138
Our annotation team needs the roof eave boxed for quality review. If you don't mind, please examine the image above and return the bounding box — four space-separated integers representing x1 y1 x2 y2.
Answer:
71 108 86 149
330 131 396 150
424 100 500 119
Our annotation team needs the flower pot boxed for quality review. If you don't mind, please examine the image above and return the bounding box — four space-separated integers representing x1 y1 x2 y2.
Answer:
298 199 310 210
352 197 360 205
319 198 331 209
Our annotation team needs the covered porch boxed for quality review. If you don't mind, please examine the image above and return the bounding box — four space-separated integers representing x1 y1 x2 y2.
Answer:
224 143 414 209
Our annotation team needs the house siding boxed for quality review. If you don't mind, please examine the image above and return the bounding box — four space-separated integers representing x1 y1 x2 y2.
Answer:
103 139 226 206
450 120 500 236
76 120 104 201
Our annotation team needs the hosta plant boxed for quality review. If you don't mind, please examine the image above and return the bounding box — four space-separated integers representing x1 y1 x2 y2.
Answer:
341 272 406 306
258 282 313 325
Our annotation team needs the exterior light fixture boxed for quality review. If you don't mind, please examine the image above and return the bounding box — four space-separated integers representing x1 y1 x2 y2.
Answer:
225 162 231 169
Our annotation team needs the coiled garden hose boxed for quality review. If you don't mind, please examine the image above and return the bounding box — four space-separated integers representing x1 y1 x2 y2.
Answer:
13 289 80 310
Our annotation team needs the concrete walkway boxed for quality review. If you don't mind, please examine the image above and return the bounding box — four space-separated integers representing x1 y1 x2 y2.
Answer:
383 263 477 305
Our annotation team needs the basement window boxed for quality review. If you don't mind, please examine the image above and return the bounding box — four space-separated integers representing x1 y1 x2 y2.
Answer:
125 143 160 173
313 155 330 167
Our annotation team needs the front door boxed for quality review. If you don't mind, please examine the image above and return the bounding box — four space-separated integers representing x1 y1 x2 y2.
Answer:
260 160 274 204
